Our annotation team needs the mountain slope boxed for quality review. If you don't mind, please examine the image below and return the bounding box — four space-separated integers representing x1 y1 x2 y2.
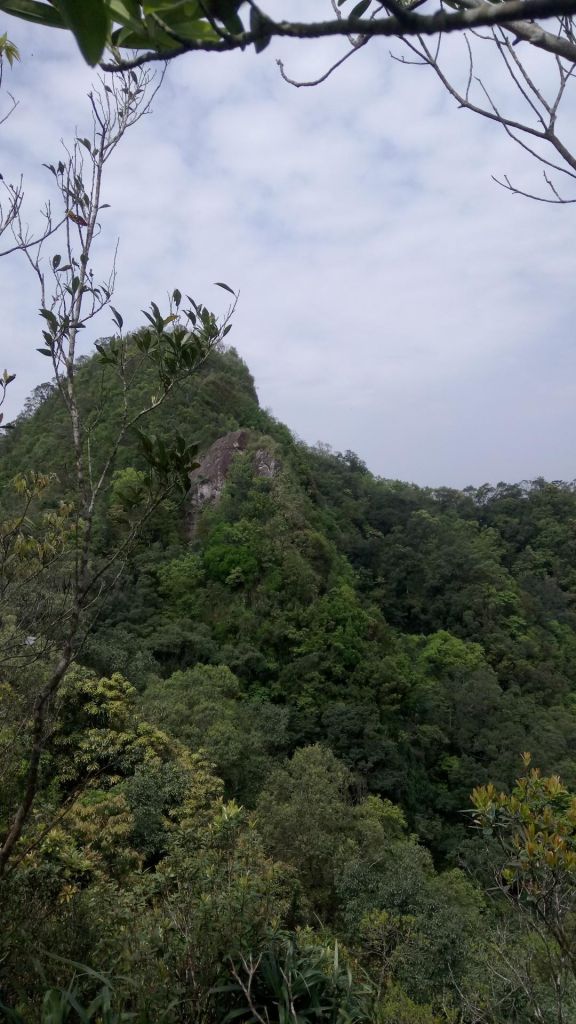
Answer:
3 343 576 860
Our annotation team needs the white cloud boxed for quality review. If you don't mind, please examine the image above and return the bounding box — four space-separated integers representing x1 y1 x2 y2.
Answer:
0 11 575 487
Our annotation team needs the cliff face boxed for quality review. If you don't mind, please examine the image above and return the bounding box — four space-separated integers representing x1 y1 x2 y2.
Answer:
187 429 279 536
252 447 279 479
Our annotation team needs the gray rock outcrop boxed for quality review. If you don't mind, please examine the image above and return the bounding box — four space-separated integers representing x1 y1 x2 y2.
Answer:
187 429 279 537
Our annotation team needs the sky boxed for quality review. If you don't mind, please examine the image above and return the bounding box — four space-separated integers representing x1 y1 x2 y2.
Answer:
1 4 575 489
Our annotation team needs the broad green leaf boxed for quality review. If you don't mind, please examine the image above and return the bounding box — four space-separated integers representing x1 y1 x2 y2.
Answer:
108 0 142 23
55 0 110 64
0 0 65 28
143 0 202 14
142 0 180 8
111 20 220 49
112 23 155 47
160 18 220 41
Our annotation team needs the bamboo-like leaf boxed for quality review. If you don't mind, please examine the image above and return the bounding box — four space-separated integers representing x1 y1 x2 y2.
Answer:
110 305 124 330
214 281 236 296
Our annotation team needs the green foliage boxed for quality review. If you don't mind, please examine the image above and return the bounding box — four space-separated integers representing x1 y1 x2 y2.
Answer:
57 0 110 65
257 746 412 919
108 467 150 523
48 668 177 790
376 986 444 1024
0 0 564 71
0 31 19 65
472 755 576 923
0 0 243 65
471 757 576 1021
0 966 132 1024
155 802 300 1023
140 664 288 804
221 931 374 1024
257 745 356 913
203 521 261 585
337 841 484 1010
6 340 576 1020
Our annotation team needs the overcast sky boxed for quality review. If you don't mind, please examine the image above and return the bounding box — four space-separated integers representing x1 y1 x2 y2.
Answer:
1 6 575 488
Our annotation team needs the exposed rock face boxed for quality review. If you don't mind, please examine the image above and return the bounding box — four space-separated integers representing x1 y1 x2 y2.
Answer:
187 429 279 537
189 429 250 510
253 448 280 479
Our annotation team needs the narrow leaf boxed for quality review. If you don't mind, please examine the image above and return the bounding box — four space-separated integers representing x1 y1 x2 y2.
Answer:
349 0 371 16
110 305 123 330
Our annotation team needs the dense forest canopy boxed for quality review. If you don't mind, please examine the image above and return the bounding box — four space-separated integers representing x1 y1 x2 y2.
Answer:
2 12 576 1020
2 339 576 1021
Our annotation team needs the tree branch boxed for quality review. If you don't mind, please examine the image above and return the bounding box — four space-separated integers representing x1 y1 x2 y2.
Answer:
101 0 576 70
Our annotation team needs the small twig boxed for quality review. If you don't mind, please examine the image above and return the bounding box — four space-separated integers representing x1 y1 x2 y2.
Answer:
276 38 369 87
493 169 576 201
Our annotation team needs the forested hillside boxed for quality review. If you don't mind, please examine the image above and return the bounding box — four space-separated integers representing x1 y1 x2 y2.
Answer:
2 341 576 1022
